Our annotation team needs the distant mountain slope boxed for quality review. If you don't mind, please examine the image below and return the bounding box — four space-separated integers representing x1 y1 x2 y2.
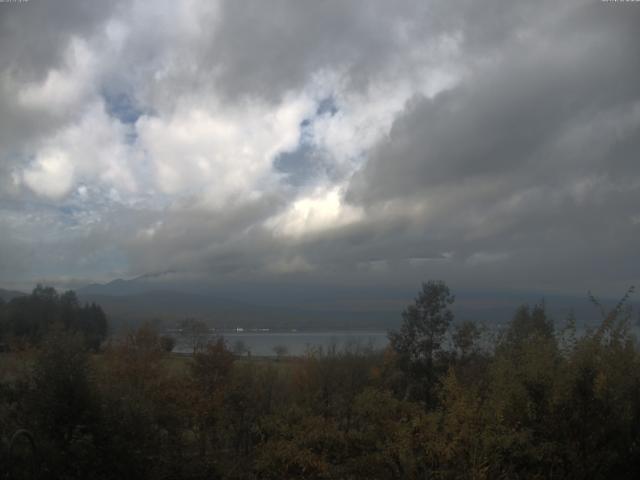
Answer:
78 278 157 296
77 277 637 332
0 288 27 302
77 289 398 332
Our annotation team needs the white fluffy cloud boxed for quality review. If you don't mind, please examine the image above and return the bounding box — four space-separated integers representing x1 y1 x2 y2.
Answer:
22 149 75 199
136 94 314 206
20 102 136 199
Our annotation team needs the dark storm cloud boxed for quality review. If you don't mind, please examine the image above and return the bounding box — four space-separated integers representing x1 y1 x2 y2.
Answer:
337 1 640 293
202 0 436 101
0 0 123 79
123 193 290 275
348 2 640 203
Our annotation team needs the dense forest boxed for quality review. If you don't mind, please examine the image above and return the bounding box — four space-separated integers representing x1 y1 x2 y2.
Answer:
1 281 639 479
0 285 108 352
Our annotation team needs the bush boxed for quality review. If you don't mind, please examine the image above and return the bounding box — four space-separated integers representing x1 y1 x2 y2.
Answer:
159 335 176 353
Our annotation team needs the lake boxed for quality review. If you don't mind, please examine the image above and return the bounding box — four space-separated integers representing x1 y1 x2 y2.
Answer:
171 323 640 357
173 331 389 356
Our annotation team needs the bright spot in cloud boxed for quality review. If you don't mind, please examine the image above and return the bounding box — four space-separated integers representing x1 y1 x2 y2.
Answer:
23 150 74 199
267 187 363 238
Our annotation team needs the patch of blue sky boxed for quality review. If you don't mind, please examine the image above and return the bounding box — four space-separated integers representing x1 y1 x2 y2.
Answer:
274 96 340 187
273 143 318 187
58 205 82 225
102 90 143 125
316 96 338 117
100 91 145 146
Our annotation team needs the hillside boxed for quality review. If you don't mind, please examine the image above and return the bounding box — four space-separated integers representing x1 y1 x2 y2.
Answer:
75 278 631 332
0 288 26 302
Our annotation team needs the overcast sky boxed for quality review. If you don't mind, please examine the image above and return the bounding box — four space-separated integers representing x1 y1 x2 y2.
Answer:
0 0 639 297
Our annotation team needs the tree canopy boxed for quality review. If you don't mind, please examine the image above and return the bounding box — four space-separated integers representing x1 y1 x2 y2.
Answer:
0 285 108 350
2 281 640 479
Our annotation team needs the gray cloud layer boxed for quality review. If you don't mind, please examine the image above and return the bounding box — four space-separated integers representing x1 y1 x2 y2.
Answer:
0 0 638 296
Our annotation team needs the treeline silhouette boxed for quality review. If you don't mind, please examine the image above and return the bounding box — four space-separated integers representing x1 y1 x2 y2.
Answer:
0 285 108 351
1 281 639 479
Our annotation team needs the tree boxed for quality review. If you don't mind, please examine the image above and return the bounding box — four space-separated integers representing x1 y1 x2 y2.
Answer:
179 318 209 354
0 297 6 342
160 335 176 353
388 280 455 403
191 338 235 395
30 330 98 444
389 281 454 365
500 302 553 352
273 344 288 360
452 320 483 359
28 329 101 477
130 321 161 351
190 338 235 459
82 302 108 351
233 339 248 356
0 286 108 349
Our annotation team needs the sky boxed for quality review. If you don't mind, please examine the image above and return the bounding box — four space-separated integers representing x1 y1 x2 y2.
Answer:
0 0 639 298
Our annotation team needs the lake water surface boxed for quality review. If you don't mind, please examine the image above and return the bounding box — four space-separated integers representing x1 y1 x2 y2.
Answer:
172 324 640 357
174 331 389 356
